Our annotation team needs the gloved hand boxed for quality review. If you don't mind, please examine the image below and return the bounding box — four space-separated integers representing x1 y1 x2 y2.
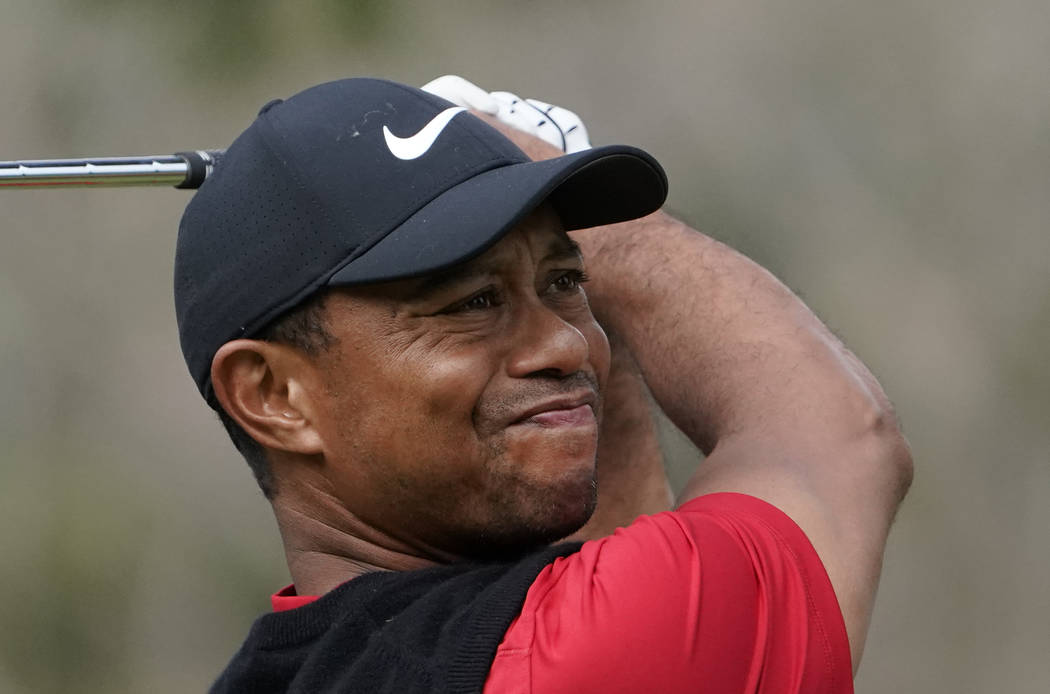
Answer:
421 75 592 154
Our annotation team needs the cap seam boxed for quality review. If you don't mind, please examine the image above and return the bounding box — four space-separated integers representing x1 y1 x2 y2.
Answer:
221 109 350 344
256 107 349 274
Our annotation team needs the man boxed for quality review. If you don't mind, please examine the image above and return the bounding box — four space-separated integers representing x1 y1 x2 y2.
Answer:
174 77 912 693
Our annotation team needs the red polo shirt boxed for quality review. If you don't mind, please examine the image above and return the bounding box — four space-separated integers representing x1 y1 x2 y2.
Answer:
272 493 853 693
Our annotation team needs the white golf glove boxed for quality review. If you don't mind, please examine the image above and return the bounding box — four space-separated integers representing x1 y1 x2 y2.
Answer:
421 75 592 154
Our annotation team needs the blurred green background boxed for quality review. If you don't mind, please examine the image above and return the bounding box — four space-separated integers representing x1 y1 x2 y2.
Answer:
2 1 1047 691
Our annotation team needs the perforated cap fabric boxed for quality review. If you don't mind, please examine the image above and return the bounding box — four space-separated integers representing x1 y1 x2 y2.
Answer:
175 78 667 403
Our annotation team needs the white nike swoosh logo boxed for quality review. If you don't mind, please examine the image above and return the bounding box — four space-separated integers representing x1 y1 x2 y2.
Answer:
383 107 467 160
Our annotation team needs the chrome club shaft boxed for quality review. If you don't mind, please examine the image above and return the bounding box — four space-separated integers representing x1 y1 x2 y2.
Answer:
0 150 223 189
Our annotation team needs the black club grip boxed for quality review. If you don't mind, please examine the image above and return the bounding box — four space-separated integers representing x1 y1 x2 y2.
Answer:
175 149 225 189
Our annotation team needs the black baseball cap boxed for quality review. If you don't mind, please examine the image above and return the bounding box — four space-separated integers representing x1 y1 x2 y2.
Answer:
175 78 667 403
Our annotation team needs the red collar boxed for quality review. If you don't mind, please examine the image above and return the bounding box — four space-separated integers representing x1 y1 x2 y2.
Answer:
271 584 320 612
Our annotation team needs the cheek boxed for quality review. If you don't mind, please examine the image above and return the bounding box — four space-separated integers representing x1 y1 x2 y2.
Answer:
328 343 498 461
415 355 494 437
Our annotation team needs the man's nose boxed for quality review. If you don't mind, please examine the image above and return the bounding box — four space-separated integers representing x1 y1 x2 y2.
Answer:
506 301 589 379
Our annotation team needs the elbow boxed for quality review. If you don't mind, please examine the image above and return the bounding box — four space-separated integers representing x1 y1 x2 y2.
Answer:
858 399 914 506
884 424 914 507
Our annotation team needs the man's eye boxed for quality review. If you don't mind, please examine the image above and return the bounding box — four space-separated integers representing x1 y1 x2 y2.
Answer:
464 293 495 309
551 269 590 292
442 289 501 313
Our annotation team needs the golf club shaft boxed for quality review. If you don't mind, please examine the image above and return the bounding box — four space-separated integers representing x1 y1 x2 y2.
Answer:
0 150 223 189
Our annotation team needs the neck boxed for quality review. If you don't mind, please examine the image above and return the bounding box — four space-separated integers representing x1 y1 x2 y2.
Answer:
270 478 454 597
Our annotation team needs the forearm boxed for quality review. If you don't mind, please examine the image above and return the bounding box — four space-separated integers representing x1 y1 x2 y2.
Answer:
573 213 898 458
564 333 673 542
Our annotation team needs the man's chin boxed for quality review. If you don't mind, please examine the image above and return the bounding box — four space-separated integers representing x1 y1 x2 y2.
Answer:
458 475 598 559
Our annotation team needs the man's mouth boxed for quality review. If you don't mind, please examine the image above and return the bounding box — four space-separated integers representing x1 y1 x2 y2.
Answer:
518 404 595 427
509 393 597 428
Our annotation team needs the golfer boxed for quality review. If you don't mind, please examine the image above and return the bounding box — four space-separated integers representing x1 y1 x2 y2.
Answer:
174 76 912 693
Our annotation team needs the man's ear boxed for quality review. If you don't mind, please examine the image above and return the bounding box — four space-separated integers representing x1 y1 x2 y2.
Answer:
210 339 325 456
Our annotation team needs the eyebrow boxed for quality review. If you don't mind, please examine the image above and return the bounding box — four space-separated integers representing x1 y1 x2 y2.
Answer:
405 234 583 302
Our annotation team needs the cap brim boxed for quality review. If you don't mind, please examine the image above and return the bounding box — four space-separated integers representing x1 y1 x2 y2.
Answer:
327 144 667 285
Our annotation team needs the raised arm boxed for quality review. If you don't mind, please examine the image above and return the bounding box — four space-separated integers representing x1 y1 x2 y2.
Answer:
489 116 912 671
575 212 913 672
